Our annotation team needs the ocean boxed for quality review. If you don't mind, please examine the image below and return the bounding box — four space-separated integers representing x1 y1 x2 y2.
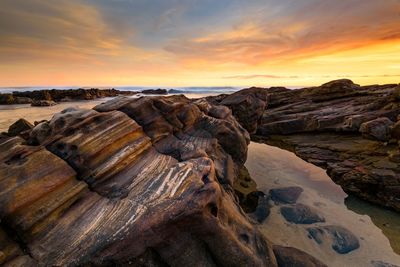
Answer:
0 86 241 95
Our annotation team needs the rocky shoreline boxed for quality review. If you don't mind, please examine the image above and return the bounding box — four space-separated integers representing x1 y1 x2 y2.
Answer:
0 88 169 106
0 80 399 266
209 79 400 212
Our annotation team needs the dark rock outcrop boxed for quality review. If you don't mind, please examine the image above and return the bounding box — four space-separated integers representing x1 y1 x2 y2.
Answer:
209 80 400 211
141 89 168 95
0 96 279 266
273 246 327 267
31 99 57 106
0 88 136 105
7 119 33 137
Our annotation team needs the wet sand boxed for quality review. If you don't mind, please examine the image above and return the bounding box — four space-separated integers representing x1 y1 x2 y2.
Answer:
245 142 400 266
0 99 109 132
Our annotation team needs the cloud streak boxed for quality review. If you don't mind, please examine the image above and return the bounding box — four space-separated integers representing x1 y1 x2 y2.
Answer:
0 0 399 86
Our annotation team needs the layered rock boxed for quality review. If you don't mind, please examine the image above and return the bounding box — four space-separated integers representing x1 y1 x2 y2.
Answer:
0 96 280 266
210 79 400 212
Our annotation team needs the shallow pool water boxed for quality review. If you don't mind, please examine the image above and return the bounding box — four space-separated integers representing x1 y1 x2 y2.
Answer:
245 142 400 266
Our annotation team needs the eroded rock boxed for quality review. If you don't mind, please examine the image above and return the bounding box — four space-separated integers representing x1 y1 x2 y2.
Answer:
0 97 277 266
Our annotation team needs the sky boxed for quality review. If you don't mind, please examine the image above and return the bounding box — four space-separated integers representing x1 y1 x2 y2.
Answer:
0 0 399 87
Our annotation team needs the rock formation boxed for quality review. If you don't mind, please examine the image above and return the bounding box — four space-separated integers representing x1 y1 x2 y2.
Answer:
0 88 136 105
0 95 282 266
210 79 400 212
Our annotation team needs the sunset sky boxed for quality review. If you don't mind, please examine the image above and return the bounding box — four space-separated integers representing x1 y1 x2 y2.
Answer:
1 0 400 87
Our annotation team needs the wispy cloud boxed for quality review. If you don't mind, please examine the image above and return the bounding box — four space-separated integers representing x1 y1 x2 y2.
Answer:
224 74 400 80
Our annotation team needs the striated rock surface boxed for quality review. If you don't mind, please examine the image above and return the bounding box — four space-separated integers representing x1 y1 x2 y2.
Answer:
0 96 281 266
210 79 400 212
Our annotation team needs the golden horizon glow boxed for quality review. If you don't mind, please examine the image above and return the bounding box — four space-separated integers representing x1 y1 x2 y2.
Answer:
0 0 399 88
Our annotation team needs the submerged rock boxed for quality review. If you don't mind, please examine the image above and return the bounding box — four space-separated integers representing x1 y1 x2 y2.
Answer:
280 204 325 224
270 186 304 204
307 225 360 254
273 246 327 267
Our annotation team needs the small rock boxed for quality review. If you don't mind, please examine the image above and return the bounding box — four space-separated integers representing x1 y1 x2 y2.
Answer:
280 204 325 224
273 245 328 267
270 186 303 204
8 118 33 137
307 225 360 254
359 117 394 141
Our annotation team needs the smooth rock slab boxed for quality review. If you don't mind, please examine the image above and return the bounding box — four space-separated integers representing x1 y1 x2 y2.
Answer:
270 186 304 204
280 204 325 224
307 225 360 254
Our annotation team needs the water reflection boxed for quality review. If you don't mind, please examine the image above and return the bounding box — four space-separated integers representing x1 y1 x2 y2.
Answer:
346 195 400 254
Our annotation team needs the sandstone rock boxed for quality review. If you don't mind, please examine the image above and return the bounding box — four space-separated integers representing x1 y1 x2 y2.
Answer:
273 246 327 267
359 117 394 141
270 186 303 204
307 225 360 254
7 118 33 137
280 204 325 224
94 95 250 186
0 97 277 266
